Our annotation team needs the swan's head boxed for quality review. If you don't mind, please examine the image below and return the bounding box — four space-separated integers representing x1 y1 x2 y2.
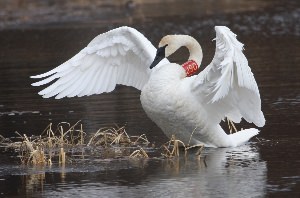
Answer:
150 35 183 69
150 35 202 69
158 35 183 57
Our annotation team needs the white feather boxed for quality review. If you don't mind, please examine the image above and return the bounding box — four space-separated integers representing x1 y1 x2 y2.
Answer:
31 26 164 98
192 26 265 127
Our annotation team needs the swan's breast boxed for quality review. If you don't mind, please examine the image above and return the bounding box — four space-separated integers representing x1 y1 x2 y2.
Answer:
140 63 187 118
140 65 208 143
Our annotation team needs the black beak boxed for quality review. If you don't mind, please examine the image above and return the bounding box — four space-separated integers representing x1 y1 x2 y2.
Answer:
150 44 168 69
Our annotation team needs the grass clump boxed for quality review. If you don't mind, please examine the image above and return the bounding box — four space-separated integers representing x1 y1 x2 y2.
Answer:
161 135 204 159
0 120 215 166
0 121 152 165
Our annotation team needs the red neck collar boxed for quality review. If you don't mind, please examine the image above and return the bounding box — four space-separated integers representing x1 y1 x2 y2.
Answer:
182 60 199 77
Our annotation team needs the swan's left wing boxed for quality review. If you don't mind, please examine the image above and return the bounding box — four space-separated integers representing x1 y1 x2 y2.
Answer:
191 26 265 127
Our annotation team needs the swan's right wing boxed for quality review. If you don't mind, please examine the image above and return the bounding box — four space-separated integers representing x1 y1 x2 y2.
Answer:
31 26 168 99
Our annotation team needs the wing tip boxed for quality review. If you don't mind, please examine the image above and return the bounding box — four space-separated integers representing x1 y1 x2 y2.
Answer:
255 115 266 128
30 71 55 79
30 75 39 79
31 82 39 86
30 74 47 79
215 26 230 32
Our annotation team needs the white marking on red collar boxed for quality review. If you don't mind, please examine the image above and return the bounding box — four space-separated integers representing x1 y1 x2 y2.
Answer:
182 60 199 77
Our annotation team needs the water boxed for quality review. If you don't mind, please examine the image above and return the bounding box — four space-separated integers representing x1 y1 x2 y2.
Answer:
0 145 268 198
0 0 300 197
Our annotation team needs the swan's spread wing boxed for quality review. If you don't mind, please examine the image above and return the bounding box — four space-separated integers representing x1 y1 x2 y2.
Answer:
31 26 165 99
192 26 265 127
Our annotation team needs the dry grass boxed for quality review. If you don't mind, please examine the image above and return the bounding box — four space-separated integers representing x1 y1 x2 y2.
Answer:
161 135 185 158
0 120 216 165
161 135 204 159
129 148 149 158
227 118 238 134
0 121 153 165
15 121 87 165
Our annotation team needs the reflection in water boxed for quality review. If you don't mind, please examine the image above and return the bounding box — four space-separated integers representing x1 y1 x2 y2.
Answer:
155 145 267 198
22 173 45 195
1 144 266 197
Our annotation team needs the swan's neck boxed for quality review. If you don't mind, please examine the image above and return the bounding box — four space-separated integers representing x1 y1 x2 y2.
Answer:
160 35 203 66
183 36 203 66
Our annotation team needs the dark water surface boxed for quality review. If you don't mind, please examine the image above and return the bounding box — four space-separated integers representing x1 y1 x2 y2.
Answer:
0 0 300 197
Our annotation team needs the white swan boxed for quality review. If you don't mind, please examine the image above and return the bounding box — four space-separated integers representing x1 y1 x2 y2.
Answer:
31 26 265 147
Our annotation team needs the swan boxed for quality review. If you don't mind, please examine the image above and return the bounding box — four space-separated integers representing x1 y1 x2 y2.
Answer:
31 26 265 147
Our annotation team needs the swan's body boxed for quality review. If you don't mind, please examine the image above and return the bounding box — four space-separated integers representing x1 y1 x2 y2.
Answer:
31 26 265 147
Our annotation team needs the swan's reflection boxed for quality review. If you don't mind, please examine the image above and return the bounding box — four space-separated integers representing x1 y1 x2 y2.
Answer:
137 144 267 198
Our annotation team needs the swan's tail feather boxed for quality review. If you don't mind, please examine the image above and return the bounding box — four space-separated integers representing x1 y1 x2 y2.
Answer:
229 128 259 147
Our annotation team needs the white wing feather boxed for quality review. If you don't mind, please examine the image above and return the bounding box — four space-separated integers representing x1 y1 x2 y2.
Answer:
31 26 168 99
192 26 265 127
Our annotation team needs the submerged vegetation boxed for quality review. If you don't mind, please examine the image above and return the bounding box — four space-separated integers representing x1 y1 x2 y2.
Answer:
0 121 205 166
